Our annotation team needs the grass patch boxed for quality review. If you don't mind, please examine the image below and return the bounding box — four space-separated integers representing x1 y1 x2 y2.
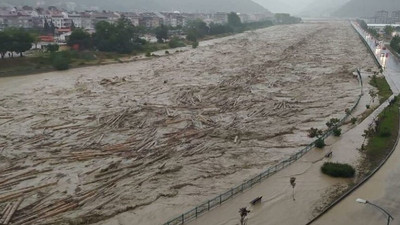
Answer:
370 75 393 103
364 96 399 167
321 162 356 178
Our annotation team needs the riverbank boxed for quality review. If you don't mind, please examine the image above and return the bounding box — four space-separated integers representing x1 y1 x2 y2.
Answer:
0 22 277 78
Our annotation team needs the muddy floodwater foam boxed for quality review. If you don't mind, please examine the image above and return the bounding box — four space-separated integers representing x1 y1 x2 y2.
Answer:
0 21 375 225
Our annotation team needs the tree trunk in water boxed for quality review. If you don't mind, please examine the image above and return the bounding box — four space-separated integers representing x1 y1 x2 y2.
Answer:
20 52 23 57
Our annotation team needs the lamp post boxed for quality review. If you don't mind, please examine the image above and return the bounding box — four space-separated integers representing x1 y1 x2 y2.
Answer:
356 198 394 225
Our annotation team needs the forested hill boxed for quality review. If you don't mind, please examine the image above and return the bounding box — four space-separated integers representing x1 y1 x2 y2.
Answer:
1 0 270 13
333 0 400 17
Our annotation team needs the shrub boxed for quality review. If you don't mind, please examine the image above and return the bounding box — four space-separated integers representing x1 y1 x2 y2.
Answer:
145 52 151 57
192 41 199 49
321 162 355 178
51 52 70 70
326 118 340 128
168 37 186 48
46 44 59 53
351 118 357 124
390 96 398 105
308 128 323 138
315 138 326 148
165 50 169 54
366 105 370 109
333 127 342 137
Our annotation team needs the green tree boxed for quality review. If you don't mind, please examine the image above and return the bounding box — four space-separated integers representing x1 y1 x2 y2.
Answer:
0 31 11 59
209 22 233 35
357 19 368 30
7 29 34 57
228 12 242 28
168 37 185 48
51 51 70 70
384 25 395 37
93 18 144 53
390 35 400 53
155 25 169 43
275 13 302 24
368 27 379 39
185 19 208 40
67 28 91 50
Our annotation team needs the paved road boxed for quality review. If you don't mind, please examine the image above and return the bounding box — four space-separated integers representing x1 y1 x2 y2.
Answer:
352 22 400 94
313 23 400 225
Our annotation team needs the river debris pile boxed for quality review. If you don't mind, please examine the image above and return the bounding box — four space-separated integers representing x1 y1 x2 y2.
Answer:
0 22 375 225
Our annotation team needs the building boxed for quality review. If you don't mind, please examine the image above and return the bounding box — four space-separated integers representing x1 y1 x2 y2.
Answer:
392 11 400 24
160 12 185 27
80 12 94 30
139 13 163 28
91 11 120 26
375 10 389 24
121 12 140 26
68 13 82 28
0 11 34 30
238 13 251 23
213 12 228 24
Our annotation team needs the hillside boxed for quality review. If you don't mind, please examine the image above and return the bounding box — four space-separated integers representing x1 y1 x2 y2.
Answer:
1 0 270 13
253 0 293 13
334 0 400 17
299 0 350 17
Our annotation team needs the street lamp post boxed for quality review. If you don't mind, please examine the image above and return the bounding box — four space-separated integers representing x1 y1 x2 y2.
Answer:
356 198 394 225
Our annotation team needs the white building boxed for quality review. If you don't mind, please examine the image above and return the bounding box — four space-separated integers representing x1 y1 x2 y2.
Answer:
69 13 82 28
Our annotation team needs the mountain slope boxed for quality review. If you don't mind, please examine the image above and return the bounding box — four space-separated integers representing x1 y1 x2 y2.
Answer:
1 0 270 13
299 0 350 17
334 0 400 17
252 0 292 13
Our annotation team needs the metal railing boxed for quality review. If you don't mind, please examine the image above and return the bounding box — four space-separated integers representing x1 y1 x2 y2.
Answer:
350 22 383 69
163 71 363 225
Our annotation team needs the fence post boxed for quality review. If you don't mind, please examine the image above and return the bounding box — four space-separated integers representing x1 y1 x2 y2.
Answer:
231 188 233 196
208 200 210 210
195 207 198 218
219 195 222 204
181 214 184 224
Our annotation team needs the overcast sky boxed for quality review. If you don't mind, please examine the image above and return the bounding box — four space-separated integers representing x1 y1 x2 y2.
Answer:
253 0 316 14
